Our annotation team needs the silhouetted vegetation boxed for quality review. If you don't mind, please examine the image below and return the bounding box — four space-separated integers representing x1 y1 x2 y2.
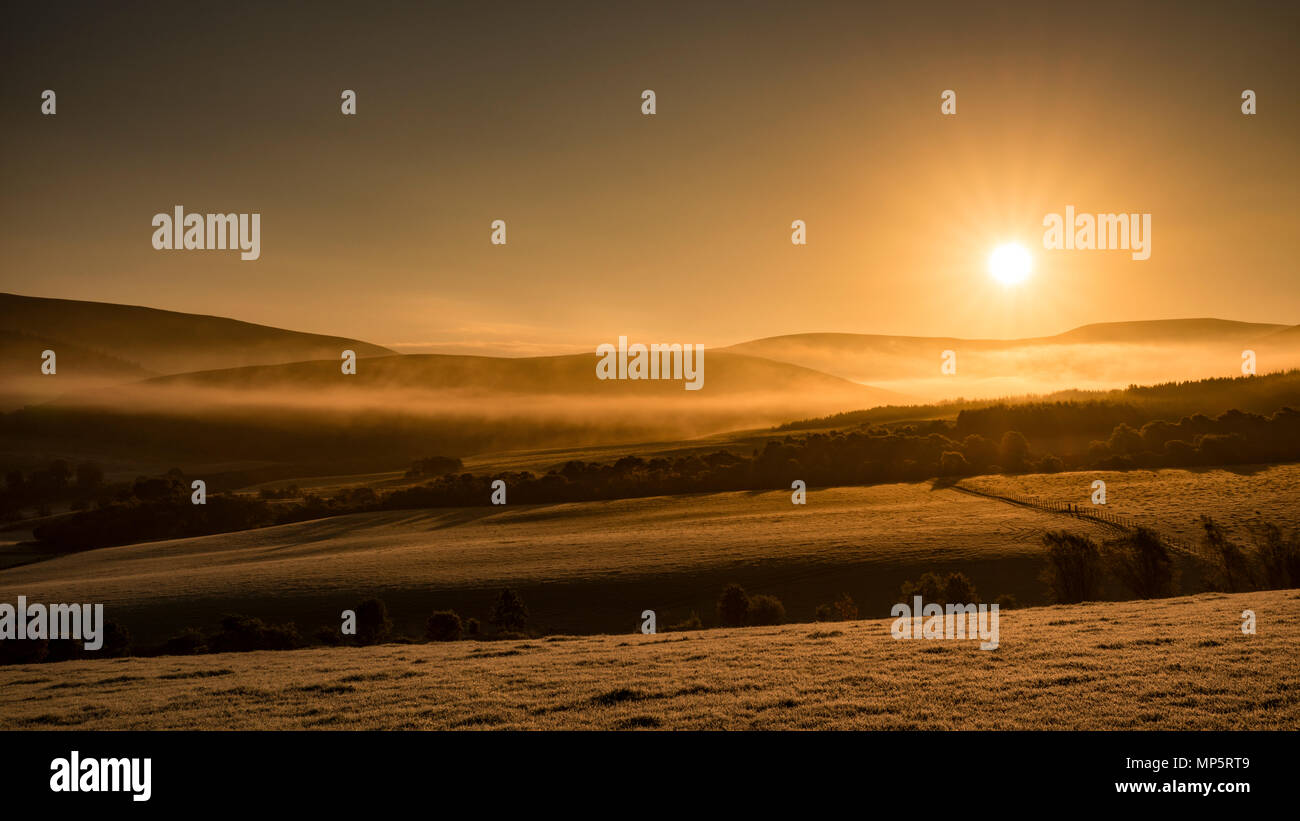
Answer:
1103 527 1176 598
815 593 858 622
489 589 529 633
1041 531 1105 603
354 598 393 645
746 594 786 626
425 610 463 642
406 456 465 479
716 584 750 627
899 572 980 605
27 399 1300 553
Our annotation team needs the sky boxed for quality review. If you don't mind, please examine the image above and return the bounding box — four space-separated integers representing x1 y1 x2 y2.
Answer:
2 0 1297 356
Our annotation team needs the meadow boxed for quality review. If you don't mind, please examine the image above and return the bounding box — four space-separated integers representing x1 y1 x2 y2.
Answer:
2 465 1297 644
0 589 1294 730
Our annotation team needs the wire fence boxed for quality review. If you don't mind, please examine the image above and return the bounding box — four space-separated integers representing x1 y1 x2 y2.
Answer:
948 483 1200 556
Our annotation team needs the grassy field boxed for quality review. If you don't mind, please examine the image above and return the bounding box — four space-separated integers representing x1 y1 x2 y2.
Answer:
1 589 1295 730
0 482 1110 642
3 466 1297 642
961 463 1300 546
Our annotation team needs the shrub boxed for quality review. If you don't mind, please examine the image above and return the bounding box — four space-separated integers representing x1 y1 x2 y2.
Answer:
994 593 1017 610
900 572 944 603
939 451 970 476
355 598 393 645
667 611 703 632
716 584 750 627
746 594 786 626
464 617 481 638
207 614 301 653
1103 527 1176 598
815 593 858 622
1041 530 1104 603
425 610 463 642
489 589 529 633
941 572 979 604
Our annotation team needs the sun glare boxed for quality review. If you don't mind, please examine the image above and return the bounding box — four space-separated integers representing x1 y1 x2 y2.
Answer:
988 243 1032 285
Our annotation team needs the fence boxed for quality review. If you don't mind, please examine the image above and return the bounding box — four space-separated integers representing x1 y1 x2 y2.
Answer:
948 483 1200 555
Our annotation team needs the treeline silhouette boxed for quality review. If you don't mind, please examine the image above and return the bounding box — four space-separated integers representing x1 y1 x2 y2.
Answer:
779 369 1300 432
30 402 1300 552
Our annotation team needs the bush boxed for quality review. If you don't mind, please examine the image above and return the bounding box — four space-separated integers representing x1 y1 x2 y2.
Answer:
746 594 786 626
716 584 750 627
994 593 1017 610
939 451 970 476
941 572 979 604
355 598 393 645
816 593 858 622
425 610 463 642
489 589 529 633
1041 530 1104 603
1104 527 1176 598
207 614 301 653
667 611 703 632
899 572 944 603
464 617 481 638
900 572 976 604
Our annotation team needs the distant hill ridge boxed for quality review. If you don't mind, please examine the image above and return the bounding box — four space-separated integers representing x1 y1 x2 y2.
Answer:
0 293 395 376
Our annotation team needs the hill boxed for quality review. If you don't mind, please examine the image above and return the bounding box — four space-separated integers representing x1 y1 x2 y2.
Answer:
723 319 1300 400
2 350 905 474
0 293 394 408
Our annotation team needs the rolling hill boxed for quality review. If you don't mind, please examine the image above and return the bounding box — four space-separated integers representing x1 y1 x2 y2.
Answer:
0 293 394 408
723 319 1300 400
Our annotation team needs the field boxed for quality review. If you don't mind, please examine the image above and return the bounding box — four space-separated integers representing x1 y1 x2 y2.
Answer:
4 465 1298 643
1 589 1295 730
961 463 1300 546
0 482 1112 642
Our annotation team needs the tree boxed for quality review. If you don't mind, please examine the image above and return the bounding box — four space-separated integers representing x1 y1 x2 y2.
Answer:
1041 530 1104 603
1103 527 1175 598
355 598 393 644
425 610 463 641
716 584 750 627
939 451 970 476
941 572 979 605
489 588 529 633
1198 516 1253 592
746 594 786 626
999 431 1030 472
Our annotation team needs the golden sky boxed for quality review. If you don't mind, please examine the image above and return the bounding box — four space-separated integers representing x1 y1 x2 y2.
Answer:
2 0 1296 355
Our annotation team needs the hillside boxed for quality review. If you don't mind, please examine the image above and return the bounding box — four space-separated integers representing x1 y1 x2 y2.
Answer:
0 293 394 407
1 350 906 473
0 589 1294 730
724 319 1300 400
4 465 1297 643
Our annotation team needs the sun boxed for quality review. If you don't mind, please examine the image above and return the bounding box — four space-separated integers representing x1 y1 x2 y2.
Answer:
988 243 1032 285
